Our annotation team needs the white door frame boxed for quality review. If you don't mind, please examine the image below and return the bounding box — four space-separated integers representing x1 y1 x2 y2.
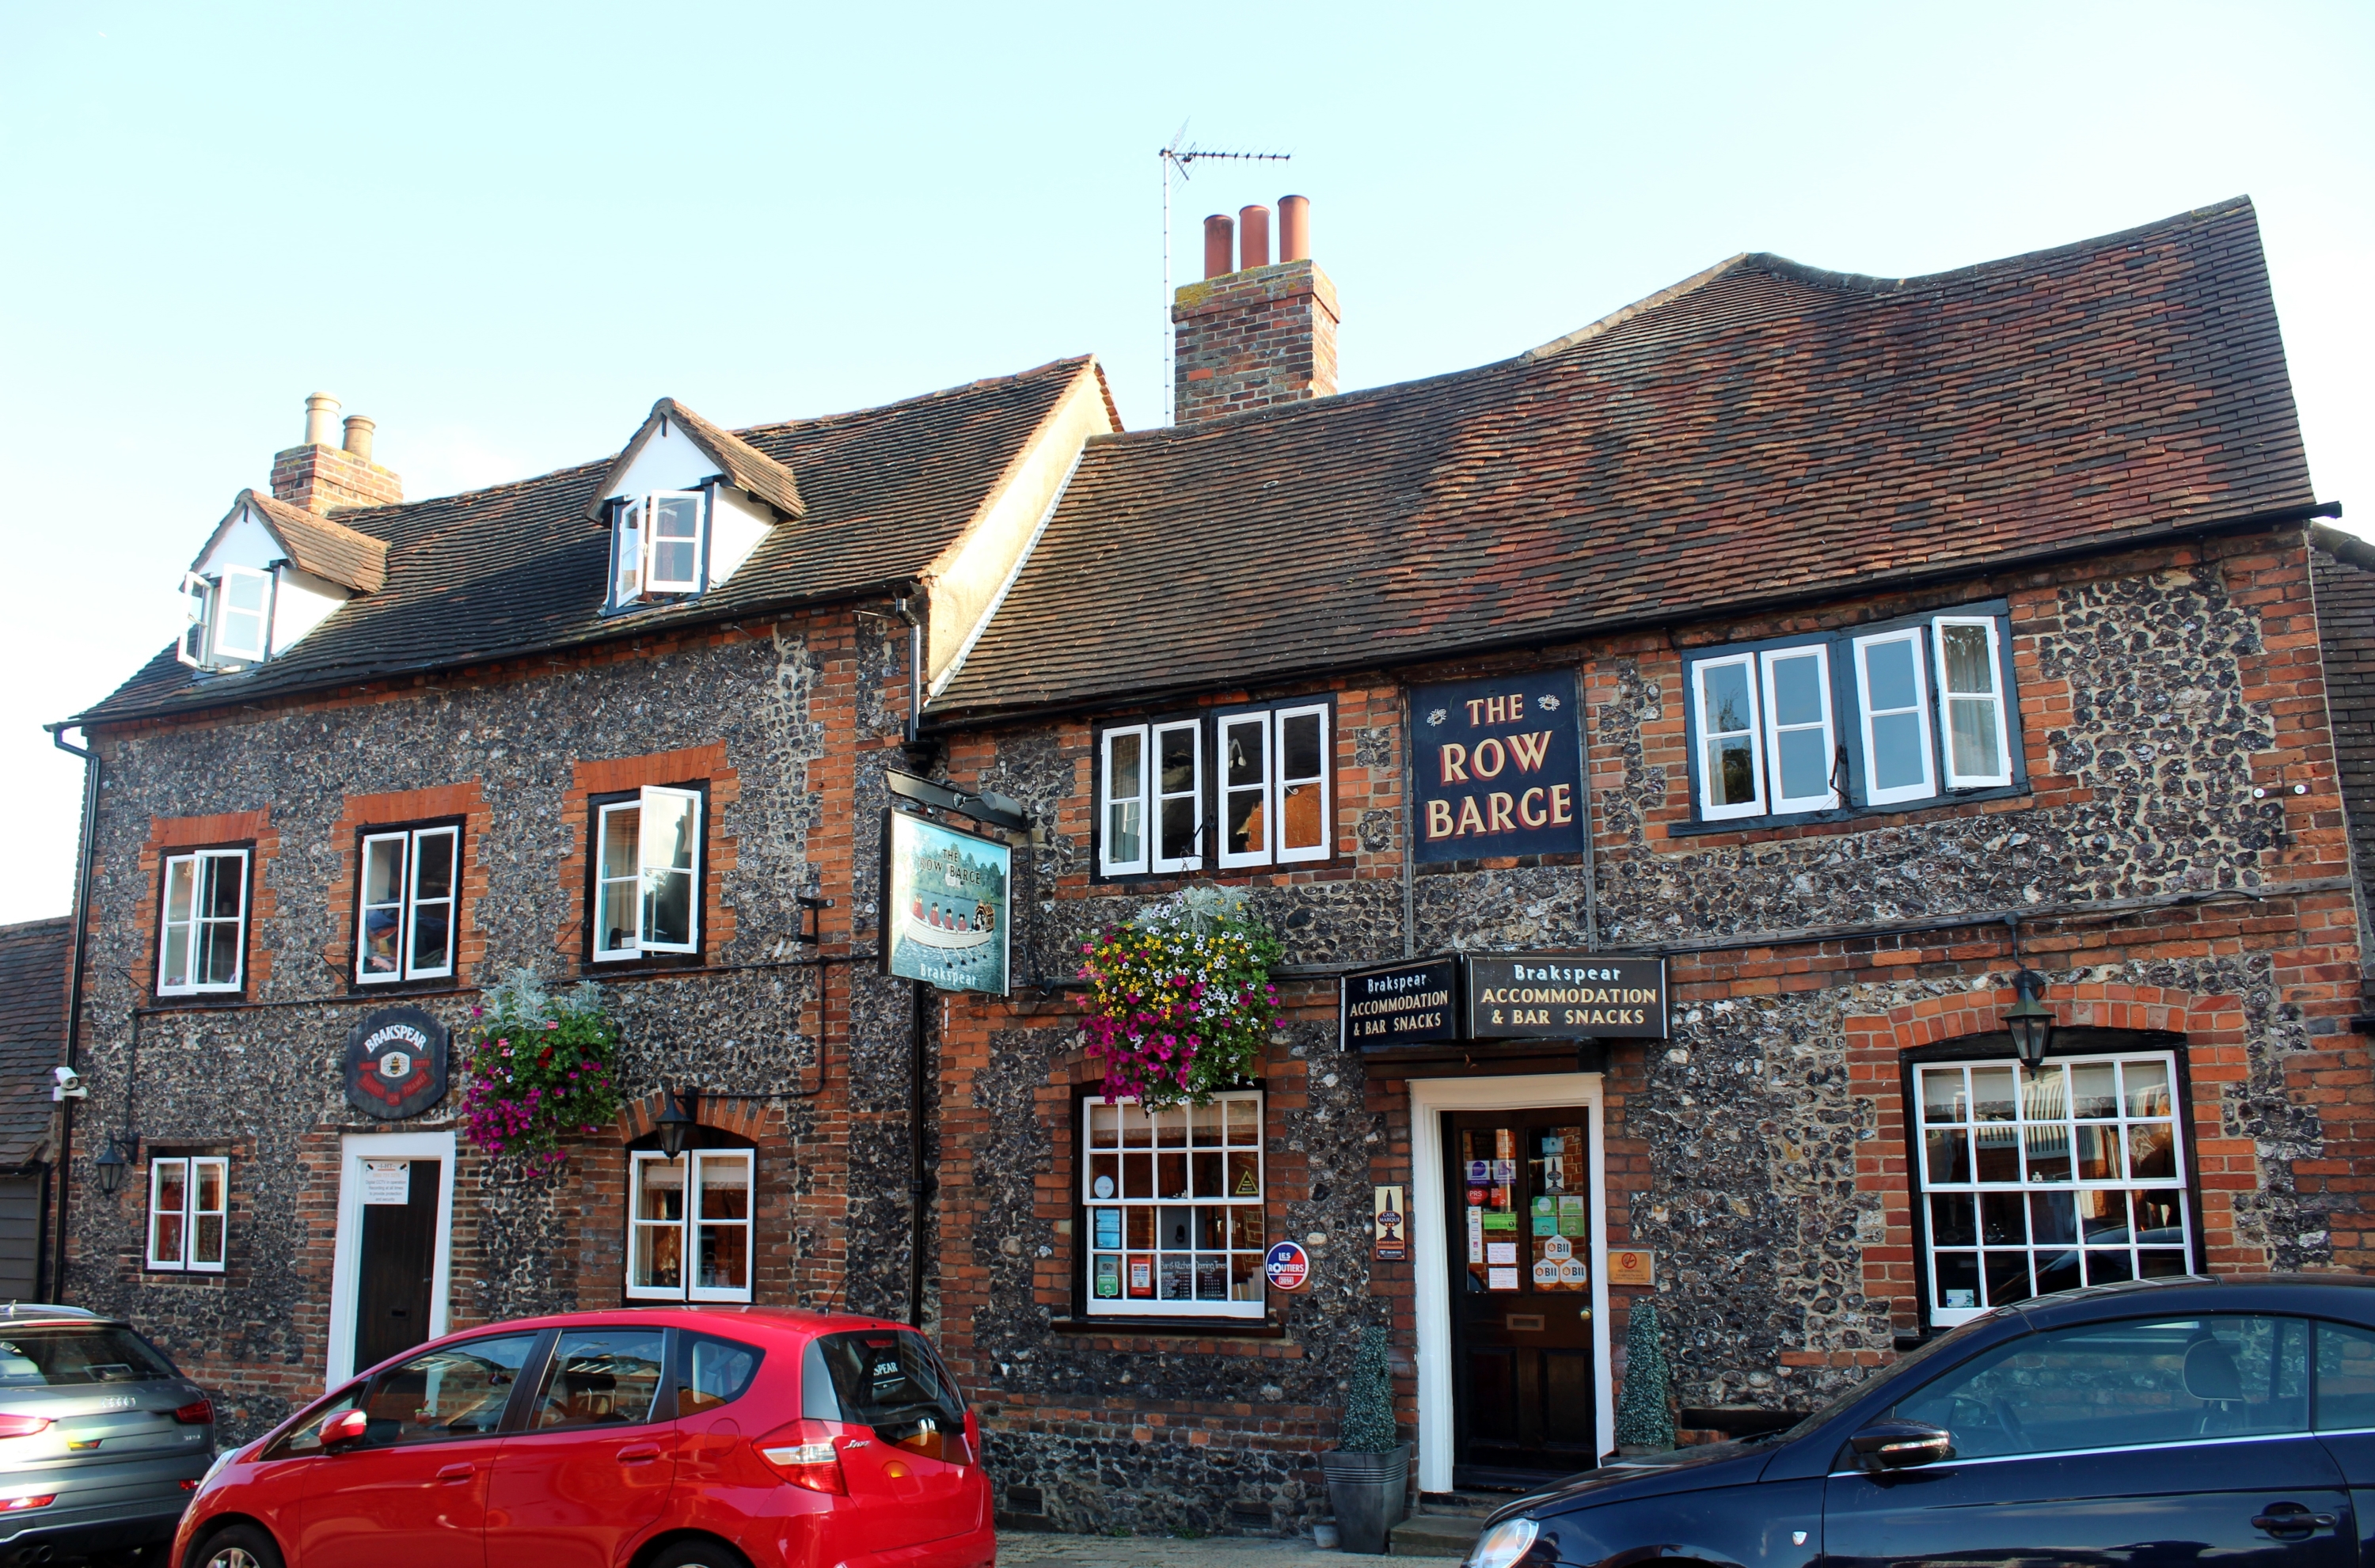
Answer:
325 1130 457 1391
1409 1072 1609 1494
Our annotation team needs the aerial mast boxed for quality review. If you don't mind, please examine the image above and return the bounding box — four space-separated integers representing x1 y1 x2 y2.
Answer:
1160 129 1290 426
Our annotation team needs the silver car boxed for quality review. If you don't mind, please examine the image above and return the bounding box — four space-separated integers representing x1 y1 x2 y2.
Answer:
0 1304 214 1564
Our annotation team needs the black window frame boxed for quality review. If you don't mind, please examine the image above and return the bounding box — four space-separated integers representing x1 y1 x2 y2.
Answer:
1089 694 1340 883
580 780 711 970
347 814 467 994
1675 599 2025 835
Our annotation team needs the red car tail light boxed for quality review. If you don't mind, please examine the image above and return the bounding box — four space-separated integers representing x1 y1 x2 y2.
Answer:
0 1417 49 1440
0 1495 55 1512
173 1399 214 1426
757 1420 847 1495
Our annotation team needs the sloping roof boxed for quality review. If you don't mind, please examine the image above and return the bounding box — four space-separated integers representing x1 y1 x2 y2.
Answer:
77 358 1093 727
0 920 66 1170
241 490 390 593
2313 525 2375 978
583 398 807 522
933 198 2318 723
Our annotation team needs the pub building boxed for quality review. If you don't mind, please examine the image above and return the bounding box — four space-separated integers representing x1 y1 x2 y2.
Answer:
39 195 2372 1535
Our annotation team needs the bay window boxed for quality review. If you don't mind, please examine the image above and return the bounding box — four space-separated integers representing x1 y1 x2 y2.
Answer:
1081 1093 1265 1318
591 786 703 962
147 1156 228 1273
627 1149 753 1303
355 823 460 984
157 848 248 996
1683 602 2020 826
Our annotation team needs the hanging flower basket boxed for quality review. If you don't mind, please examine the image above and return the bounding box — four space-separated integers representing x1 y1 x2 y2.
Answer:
1078 887 1283 1108
458 967 626 1171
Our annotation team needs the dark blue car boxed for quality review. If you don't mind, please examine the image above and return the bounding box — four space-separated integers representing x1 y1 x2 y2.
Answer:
1468 1275 2375 1568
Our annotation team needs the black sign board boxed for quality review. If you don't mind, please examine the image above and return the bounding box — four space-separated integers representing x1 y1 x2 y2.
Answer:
1340 957 1463 1051
344 1005 451 1121
1466 955 1669 1040
1411 672 1586 864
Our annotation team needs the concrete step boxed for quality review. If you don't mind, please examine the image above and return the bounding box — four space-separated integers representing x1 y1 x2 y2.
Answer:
1389 1513 1488 1558
1413 1492 1499 1517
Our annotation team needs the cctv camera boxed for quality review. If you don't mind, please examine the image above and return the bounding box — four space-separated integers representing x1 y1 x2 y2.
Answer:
50 1066 86 1102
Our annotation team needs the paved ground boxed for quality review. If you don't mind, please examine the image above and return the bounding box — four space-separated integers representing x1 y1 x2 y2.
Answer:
999 1532 1340 1568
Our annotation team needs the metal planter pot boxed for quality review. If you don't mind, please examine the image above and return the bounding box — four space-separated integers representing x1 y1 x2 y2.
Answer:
1319 1443 1412 1554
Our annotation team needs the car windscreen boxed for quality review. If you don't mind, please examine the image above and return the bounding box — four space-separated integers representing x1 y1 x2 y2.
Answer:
803 1329 967 1462
0 1326 179 1386
1759 1312 1993 1445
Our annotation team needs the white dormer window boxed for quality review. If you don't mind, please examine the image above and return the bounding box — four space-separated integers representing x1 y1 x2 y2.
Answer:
610 492 707 608
177 565 276 670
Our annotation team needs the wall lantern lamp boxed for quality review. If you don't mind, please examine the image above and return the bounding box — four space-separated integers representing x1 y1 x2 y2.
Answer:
2005 970 2057 1068
656 1087 699 1161
93 1133 134 1197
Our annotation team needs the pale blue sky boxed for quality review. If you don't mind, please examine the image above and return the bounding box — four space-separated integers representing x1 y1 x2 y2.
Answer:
3 2 2368 923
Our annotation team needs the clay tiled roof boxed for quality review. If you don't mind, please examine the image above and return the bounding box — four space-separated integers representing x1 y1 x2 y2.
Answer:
933 199 2319 722
0 920 66 1170
2313 524 2375 976
584 398 807 522
231 490 391 593
77 358 1094 726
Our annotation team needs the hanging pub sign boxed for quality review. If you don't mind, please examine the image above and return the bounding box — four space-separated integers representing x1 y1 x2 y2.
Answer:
344 1004 450 1121
881 809 1013 997
1340 956 1462 1051
1466 955 1670 1040
1411 671 1585 864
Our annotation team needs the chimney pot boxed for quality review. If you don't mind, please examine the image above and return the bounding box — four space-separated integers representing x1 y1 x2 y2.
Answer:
1203 214 1236 281
303 392 342 449
342 416 376 463
1238 204 1271 270
1279 195 1310 263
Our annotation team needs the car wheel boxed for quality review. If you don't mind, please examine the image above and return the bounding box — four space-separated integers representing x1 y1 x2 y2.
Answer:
191 1524 284 1568
648 1539 753 1568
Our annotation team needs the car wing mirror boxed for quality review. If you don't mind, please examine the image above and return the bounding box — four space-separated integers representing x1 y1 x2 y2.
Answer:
321 1409 370 1452
1848 1419 1953 1471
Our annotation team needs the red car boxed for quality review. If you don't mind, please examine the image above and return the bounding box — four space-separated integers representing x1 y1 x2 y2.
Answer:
173 1307 994 1568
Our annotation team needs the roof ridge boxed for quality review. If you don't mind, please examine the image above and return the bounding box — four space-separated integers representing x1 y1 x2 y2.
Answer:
732 355 1096 442
0 917 70 937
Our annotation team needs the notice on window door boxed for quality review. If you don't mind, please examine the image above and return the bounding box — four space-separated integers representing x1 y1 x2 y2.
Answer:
362 1160 411 1205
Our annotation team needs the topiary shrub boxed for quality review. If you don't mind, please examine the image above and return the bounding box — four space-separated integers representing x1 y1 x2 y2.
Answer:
1340 1323 1400 1452
1614 1300 1675 1452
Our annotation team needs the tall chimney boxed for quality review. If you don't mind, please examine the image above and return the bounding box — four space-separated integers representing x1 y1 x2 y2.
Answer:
272 393 402 514
1172 195 1338 424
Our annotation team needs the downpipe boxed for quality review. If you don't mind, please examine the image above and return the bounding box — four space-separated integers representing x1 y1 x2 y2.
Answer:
42 724 101 1304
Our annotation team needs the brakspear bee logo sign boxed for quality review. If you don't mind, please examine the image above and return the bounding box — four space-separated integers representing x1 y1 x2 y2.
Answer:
1411 671 1585 863
881 809 1012 997
344 1004 450 1120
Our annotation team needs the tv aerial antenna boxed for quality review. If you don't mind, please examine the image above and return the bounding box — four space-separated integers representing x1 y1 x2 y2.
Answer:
1161 126 1290 425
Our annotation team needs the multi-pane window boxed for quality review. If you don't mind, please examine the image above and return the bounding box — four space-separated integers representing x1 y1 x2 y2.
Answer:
1915 1052 2191 1327
355 825 460 984
591 787 703 961
157 849 248 996
627 1149 752 1302
610 492 707 606
176 567 275 670
1097 702 1331 878
1082 1094 1265 1318
1685 604 2018 824
147 1156 227 1272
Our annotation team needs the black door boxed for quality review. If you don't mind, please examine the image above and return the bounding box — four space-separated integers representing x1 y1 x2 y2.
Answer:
1824 1311 2350 1568
1443 1108 1596 1485
353 1158 441 1372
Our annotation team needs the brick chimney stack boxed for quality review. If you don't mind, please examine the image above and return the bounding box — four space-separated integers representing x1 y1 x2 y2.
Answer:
1172 196 1338 424
271 392 403 514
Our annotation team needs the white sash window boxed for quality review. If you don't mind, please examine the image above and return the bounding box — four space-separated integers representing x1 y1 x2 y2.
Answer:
593 786 703 960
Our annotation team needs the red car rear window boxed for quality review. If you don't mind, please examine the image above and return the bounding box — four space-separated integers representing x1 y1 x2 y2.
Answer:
801 1331 966 1461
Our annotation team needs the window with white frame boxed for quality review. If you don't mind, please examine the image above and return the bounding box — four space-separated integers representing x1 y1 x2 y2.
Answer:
157 849 248 996
627 1149 752 1302
176 566 276 670
148 1156 228 1272
591 787 702 962
610 492 707 607
355 824 460 984
1685 604 2018 824
1082 1093 1265 1317
1915 1052 2191 1328
1098 702 1331 878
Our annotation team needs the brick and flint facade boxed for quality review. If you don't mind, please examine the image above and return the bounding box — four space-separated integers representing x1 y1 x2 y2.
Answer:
44 196 2370 1532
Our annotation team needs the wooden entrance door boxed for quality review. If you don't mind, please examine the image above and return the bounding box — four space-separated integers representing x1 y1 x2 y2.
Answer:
352 1157 441 1372
1442 1108 1597 1484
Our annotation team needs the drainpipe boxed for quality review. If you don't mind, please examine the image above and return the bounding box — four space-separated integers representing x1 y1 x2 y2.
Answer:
43 723 101 1304
908 979 932 1327
893 589 923 748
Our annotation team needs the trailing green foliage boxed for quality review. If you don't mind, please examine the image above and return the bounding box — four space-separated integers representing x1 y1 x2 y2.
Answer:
458 967 625 1170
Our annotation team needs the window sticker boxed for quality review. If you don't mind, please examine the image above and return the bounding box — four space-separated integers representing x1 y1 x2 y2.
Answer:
1559 1261 1588 1285
1545 1236 1572 1262
1467 1207 1484 1264
1466 1160 1490 1183
1533 1259 1559 1285
1127 1255 1153 1297
1094 1257 1120 1298
1558 1195 1588 1236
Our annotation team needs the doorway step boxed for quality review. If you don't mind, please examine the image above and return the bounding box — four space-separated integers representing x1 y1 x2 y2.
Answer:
1388 1496 1495 1557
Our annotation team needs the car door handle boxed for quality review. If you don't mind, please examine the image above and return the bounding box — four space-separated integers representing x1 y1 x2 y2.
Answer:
616 1445 660 1464
2251 1508 2334 1534
435 1463 475 1483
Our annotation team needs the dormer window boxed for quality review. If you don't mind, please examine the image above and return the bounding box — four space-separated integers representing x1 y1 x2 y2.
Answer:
610 492 707 608
177 565 276 670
